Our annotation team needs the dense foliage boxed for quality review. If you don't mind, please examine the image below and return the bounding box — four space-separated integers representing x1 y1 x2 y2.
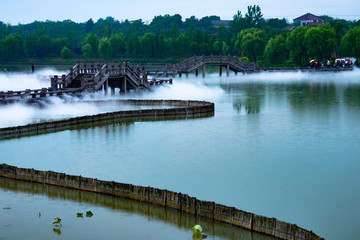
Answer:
0 5 359 65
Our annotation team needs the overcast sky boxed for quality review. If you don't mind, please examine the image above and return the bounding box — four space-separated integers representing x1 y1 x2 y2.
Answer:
1 0 359 25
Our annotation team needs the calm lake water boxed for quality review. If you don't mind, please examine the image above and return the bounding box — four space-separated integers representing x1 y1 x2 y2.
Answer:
1 68 360 240
0 177 272 240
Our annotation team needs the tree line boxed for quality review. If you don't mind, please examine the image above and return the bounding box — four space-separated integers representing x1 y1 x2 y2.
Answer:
0 5 359 65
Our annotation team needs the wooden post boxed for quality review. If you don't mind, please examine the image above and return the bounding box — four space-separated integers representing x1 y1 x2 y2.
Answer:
62 75 66 88
202 65 205 77
51 77 55 89
227 64 230 76
104 80 108 95
54 75 59 89
81 78 85 89
219 66 222 76
76 61 80 75
195 69 198 77
111 87 115 95
124 79 127 93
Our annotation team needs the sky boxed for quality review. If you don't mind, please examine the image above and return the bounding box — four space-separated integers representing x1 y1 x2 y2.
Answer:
1 0 359 25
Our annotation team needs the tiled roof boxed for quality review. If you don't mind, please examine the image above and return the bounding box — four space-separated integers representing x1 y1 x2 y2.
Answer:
294 13 324 21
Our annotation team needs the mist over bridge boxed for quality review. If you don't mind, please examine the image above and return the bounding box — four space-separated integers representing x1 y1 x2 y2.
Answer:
0 55 255 101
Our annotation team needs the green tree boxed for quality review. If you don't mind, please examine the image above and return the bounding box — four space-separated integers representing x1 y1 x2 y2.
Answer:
170 21 179 39
127 34 140 56
85 18 95 33
140 32 157 57
340 26 360 60
24 34 37 56
82 43 92 58
286 26 308 65
98 37 113 59
0 33 24 60
157 35 166 56
109 33 126 56
217 25 228 42
222 41 230 55
60 46 71 59
174 33 191 56
235 28 267 63
213 40 222 54
304 25 336 61
83 33 99 57
231 11 245 35
189 41 200 55
334 21 345 57
36 35 51 58
53 37 70 55
0 22 11 40
264 33 289 64
244 5 264 28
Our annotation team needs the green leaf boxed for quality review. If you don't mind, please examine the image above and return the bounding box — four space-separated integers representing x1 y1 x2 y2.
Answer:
192 224 202 235
86 211 94 217
53 217 62 224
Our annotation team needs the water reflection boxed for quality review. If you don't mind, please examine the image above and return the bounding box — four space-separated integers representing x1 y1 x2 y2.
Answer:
343 85 360 108
229 83 265 114
0 177 274 240
228 80 360 115
286 82 339 110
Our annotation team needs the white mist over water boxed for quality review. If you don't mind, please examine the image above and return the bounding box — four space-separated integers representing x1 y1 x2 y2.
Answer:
0 97 100 128
0 71 225 128
1 68 359 128
0 68 66 91
207 67 360 85
141 80 224 101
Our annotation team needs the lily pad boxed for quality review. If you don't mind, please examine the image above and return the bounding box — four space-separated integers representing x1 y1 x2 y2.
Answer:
77 213 83 218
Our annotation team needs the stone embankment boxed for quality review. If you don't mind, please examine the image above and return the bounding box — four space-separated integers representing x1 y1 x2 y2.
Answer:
0 164 323 240
0 99 214 139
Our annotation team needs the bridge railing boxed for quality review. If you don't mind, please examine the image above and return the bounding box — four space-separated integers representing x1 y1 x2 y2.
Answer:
0 87 82 100
93 64 110 91
64 63 81 88
173 55 255 73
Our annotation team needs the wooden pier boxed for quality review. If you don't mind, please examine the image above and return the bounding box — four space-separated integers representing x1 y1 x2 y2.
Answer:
2 55 351 102
0 61 172 101
51 61 156 94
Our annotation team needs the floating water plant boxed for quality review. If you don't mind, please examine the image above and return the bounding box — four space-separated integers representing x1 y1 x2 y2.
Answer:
192 224 202 236
192 224 207 239
53 217 62 227
86 211 94 217
77 213 83 218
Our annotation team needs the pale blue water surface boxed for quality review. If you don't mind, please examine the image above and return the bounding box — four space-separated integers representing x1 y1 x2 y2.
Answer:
1 69 360 240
